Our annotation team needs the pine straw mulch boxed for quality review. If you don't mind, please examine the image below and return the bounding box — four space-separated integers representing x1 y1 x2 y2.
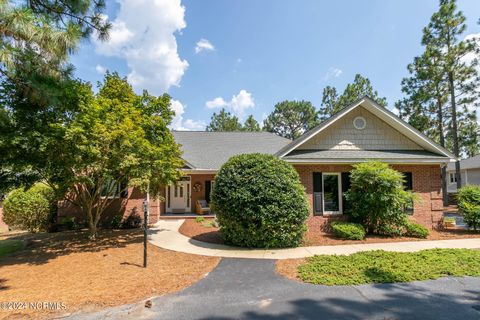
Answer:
0 228 220 319
179 218 480 246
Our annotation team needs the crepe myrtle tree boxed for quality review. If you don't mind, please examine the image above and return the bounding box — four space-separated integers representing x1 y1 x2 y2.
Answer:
61 73 183 238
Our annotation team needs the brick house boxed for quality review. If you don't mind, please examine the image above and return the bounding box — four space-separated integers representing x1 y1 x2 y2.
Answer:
57 96 455 230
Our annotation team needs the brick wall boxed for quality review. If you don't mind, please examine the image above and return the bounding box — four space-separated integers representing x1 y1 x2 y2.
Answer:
294 164 444 230
0 205 8 232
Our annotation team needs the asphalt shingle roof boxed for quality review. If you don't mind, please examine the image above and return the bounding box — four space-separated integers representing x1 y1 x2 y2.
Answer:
447 154 480 170
282 149 450 160
172 131 291 170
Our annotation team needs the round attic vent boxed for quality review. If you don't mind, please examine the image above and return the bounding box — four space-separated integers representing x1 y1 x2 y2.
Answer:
353 116 366 130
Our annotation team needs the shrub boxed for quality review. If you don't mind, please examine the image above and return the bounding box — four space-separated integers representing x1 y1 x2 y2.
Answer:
60 217 78 230
331 221 365 240
3 184 56 232
211 153 309 248
111 215 122 229
121 213 142 229
195 216 205 223
457 185 480 230
345 161 417 236
404 221 429 238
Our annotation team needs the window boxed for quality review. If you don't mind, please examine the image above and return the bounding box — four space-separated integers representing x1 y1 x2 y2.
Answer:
353 116 366 130
402 172 414 215
449 173 457 183
100 179 126 198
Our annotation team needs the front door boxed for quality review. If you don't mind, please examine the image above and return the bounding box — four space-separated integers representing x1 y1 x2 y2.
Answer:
323 173 342 215
166 177 191 213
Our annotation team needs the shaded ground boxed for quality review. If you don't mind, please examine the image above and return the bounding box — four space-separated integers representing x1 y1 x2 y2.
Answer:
0 229 219 319
179 218 480 247
67 258 480 320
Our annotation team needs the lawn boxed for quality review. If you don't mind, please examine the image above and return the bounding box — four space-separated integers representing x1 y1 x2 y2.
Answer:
279 249 480 286
0 239 24 257
0 229 219 319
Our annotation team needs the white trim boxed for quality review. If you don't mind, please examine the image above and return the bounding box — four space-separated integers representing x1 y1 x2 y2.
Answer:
322 173 342 215
353 116 366 130
182 169 218 174
286 158 453 164
277 97 456 159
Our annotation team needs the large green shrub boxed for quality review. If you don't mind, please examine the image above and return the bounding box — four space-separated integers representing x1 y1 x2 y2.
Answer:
331 221 365 240
211 153 309 248
457 185 480 230
3 184 56 232
345 161 417 236
404 221 429 238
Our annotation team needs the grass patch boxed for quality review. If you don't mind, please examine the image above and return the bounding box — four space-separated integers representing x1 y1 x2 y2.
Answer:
298 249 480 285
0 239 24 257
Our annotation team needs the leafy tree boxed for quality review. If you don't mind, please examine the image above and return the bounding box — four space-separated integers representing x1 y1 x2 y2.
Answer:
242 115 261 131
263 100 319 140
319 74 387 120
59 73 183 238
206 108 243 131
422 0 480 189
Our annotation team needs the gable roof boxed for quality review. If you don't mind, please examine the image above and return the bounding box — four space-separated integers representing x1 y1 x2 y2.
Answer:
277 96 456 161
172 131 291 170
447 154 480 171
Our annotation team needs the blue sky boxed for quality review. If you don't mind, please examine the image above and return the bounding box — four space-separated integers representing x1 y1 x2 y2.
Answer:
71 0 480 130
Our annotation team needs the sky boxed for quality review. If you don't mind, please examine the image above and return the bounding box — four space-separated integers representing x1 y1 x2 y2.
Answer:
70 0 480 131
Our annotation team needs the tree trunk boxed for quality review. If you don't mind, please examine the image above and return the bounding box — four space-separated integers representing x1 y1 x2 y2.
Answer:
436 95 448 206
85 205 97 240
448 72 462 190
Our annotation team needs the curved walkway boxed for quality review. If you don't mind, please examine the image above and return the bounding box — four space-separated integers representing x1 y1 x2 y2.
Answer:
148 219 480 259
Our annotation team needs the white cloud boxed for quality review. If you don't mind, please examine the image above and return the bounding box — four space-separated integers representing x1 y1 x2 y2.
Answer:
169 100 206 131
95 64 107 74
195 38 215 54
205 89 255 118
94 0 188 95
323 67 343 81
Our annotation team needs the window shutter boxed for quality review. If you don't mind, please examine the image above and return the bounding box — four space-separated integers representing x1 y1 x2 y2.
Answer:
341 172 351 214
402 172 414 215
313 172 323 215
205 180 212 203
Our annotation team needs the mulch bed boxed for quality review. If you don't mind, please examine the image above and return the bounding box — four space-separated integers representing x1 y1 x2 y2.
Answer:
179 218 480 247
0 229 220 319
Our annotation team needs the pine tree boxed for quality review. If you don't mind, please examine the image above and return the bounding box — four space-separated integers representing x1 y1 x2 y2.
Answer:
206 108 243 131
242 115 261 131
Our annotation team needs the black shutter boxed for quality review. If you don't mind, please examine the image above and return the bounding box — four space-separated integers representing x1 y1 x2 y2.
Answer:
313 172 323 215
341 172 351 214
402 172 414 215
205 180 212 203
120 180 128 198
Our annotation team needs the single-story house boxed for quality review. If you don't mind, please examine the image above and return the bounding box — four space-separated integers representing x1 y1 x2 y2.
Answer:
56 96 455 230
447 154 480 193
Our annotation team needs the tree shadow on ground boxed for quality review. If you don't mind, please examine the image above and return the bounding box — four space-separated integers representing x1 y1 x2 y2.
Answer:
0 228 142 266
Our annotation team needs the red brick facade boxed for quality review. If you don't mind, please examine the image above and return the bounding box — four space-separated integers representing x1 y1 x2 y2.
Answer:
295 164 444 231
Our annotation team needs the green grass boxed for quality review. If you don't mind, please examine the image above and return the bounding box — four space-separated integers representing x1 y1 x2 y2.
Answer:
298 249 480 286
0 239 24 258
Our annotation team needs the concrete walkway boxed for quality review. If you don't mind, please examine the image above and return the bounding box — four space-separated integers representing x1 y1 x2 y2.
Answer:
148 219 480 259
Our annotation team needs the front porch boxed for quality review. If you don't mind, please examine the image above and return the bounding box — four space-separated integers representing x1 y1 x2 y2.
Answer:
160 212 215 219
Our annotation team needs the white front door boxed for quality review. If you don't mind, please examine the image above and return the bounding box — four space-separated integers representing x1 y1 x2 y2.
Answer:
166 177 191 213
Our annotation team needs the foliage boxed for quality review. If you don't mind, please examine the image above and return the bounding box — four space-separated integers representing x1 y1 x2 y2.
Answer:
345 161 417 236
263 100 319 139
60 217 78 230
111 215 122 229
457 185 480 230
195 216 205 223
206 108 242 131
57 73 182 238
0 239 24 258
319 74 387 120
297 249 480 285
3 183 55 232
404 221 429 238
211 154 309 248
121 213 142 229
331 221 365 240
242 115 261 131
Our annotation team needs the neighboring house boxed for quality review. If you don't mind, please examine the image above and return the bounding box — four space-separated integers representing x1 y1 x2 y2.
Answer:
58 96 455 229
447 154 480 193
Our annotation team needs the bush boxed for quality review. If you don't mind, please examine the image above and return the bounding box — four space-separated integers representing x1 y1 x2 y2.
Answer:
404 222 429 238
121 213 142 229
345 161 417 237
457 185 480 230
211 153 309 248
195 216 205 223
3 184 56 232
111 215 122 229
60 217 78 230
331 221 365 240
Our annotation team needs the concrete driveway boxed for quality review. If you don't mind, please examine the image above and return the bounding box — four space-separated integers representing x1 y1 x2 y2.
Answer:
69 258 480 320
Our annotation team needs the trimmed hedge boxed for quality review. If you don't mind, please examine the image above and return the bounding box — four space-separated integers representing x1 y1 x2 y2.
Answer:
211 153 309 248
457 185 480 230
331 221 366 240
404 221 429 238
3 184 56 232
